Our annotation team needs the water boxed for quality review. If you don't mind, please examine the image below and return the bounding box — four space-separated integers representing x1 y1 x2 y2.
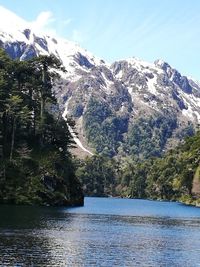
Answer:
0 198 200 267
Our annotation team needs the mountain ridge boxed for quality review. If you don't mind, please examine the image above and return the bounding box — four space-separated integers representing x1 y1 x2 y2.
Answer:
0 6 200 158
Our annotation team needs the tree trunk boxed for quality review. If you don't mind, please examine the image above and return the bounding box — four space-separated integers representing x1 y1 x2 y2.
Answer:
0 121 3 160
40 95 44 123
10 116 16 161
33 107 36 137
2 112 8 158
41 65 47 123
39 66 47 147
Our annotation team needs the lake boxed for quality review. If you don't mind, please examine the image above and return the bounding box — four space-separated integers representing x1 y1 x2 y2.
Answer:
0 197 200 266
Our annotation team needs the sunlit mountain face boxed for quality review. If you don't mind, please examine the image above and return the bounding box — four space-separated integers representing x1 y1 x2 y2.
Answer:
1 6 200 158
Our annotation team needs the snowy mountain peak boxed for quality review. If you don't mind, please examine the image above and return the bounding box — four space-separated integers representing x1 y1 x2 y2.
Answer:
1 6 200 157
154 59 169 68
0 6 28 31
0 6 105 70
127 57 155 68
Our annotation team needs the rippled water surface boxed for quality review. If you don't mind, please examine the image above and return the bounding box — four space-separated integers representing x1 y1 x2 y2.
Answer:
1 197 200 266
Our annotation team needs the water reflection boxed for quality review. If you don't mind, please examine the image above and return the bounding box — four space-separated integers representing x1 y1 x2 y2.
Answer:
0 199 200 266
1 233 55 266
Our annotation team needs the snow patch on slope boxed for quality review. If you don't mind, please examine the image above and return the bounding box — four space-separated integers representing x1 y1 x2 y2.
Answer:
147 76 157 95
101 72 113 93
126 57 163 74
115 69 123 79
62 100 94 156
180 91 200 122
127 86 135 103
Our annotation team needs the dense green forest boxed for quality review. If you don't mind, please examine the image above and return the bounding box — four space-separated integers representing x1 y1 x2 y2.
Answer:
0 49 83 206
83 96 194 159
76 131 200 206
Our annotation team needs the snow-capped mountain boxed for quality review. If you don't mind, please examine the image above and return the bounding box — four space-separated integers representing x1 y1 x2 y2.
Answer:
1 6 200 158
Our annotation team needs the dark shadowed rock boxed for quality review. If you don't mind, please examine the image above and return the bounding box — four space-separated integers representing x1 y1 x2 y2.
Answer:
75 52 94 68
180 76 192 94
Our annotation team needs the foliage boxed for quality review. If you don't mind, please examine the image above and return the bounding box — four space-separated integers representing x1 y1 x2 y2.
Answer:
83 94 182 160
75 155 116 196
126 113 177 159
0 49 83 206
76 131 200 205
84 97 128 157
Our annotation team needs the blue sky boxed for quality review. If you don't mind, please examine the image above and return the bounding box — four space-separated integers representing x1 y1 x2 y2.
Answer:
0 0 200 80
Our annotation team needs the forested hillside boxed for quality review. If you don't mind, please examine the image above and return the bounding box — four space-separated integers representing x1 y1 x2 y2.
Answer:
0 49 83 206
76 131 200 206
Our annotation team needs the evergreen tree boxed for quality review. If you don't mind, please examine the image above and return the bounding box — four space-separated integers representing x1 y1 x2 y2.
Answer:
0 49 83 206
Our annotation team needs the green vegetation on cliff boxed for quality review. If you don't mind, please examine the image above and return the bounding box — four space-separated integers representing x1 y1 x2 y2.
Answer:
84 97 128 157
0 49 83 206
125 113 177 158
83 95 194 160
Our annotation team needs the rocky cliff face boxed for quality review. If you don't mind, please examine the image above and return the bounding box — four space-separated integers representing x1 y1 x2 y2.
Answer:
1 9 200 158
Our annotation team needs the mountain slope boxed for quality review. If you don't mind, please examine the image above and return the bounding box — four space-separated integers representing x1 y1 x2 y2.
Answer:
0 6 200 158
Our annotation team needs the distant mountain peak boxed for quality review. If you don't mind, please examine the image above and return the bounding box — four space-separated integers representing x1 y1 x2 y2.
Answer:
154 59 172 71
0 6 28 31
1 5 200 158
